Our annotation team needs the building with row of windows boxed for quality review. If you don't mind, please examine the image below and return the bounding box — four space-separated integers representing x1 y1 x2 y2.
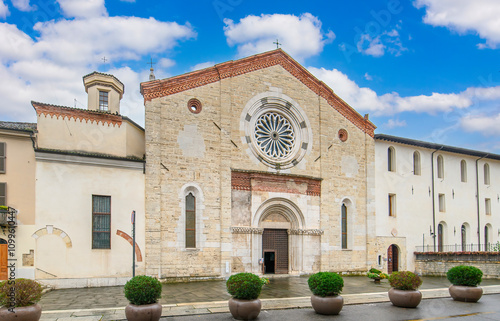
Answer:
1 50 498 287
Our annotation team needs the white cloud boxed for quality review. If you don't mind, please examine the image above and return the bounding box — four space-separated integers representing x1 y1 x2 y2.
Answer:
56 0 107 19
0 16 196 122
190 61 215 71
356 28 406 57
11 0 34 11
384 119 407 129
224 13 335 62
357 34 385 57
158 58 175 68
308 66 500 115
0 1 9 18
461 113 500 136
414 0 500 48
31 17 195 65
364 73 373 81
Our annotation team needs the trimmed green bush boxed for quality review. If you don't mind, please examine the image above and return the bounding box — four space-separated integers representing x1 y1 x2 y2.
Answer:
226 273 264 300
447 265 483 287
124 275 162 305
0 278 43 307
308 272 344 297
388 271 422 291
369 268 382 274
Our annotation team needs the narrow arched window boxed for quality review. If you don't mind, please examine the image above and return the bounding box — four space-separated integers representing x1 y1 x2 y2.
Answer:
460 160 467 182
437 155 444 179
437 223 443 252
484 225 490 251
185 193 196 248
413 151 421 175
341 204 347 249
388 147 396 172
461 224 467 251
484 163 490 185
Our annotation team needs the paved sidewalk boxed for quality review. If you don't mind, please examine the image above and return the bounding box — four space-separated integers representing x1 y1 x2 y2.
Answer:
38 276 500 321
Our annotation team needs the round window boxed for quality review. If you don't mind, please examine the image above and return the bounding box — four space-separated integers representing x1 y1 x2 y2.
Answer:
187 98 202 114
241 94 311 170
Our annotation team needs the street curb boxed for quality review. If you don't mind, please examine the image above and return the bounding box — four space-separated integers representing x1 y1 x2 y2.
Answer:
41 285 500 320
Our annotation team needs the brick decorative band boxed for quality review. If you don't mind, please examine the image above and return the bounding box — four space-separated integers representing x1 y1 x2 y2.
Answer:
231 170 321 196
116 230 143 262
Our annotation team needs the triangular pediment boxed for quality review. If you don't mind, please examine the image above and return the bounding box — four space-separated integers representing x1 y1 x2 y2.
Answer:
140 49 375 136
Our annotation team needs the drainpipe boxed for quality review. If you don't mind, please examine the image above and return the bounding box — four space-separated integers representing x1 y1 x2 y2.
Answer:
431 146 443 252
475 154 488 250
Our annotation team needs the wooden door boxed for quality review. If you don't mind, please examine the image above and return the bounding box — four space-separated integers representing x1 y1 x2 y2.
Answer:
387 244 399 274
0 242 7 280
262 229 288 274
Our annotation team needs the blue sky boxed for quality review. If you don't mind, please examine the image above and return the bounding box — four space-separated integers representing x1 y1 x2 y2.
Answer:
1 0 499 153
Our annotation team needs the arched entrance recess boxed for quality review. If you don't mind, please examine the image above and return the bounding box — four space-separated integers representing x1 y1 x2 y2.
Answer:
252 198 305 275
387 244 399 274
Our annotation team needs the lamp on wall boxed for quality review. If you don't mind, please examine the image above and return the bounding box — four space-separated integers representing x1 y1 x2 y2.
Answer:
429 226 434 236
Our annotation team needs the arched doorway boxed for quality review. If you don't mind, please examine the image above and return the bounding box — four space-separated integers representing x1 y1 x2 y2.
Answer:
387 244 399 274
0 238 7 280
253 198 305 275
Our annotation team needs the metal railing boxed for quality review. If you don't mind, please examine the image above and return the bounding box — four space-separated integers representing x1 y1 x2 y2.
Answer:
415 243 499 253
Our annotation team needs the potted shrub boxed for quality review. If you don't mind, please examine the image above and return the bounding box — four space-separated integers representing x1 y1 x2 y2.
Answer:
447 265 483 302
367 268 389 284
0 278 43 321
226 272 266 320
308 271 344 315
388 271 423 308
124 275 162 321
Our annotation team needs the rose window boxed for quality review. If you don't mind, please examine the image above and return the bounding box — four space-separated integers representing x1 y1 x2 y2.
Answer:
254 112 295 160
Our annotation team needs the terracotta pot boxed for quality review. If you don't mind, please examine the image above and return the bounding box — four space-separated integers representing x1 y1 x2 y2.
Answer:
125 302 162 321
0 303 42 321
228 298 261 320
310 294 344 315
388 288 422 308
449 285 483 302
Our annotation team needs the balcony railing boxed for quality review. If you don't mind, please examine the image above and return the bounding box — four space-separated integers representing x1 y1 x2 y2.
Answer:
415 243 499 253
0 207 17 227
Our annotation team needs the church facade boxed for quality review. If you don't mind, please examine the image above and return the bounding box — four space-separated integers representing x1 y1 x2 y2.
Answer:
141 50 381 278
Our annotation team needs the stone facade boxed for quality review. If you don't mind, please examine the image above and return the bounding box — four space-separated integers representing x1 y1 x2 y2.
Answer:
142 50 376 279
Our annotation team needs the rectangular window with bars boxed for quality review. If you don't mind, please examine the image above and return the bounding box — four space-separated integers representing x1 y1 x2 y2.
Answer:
92 195 111 249
99 91 109 111
0 143 5 173
0 183 5 206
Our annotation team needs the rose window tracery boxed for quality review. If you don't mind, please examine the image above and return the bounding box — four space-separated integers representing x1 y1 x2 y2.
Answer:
254 112 295 160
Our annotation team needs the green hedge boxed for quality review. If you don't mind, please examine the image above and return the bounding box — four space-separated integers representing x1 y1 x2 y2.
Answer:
226 273 264 300
124 275 162 305
447 265 483 287
0 278 43 307
308 272 344 297
388 271 422 291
